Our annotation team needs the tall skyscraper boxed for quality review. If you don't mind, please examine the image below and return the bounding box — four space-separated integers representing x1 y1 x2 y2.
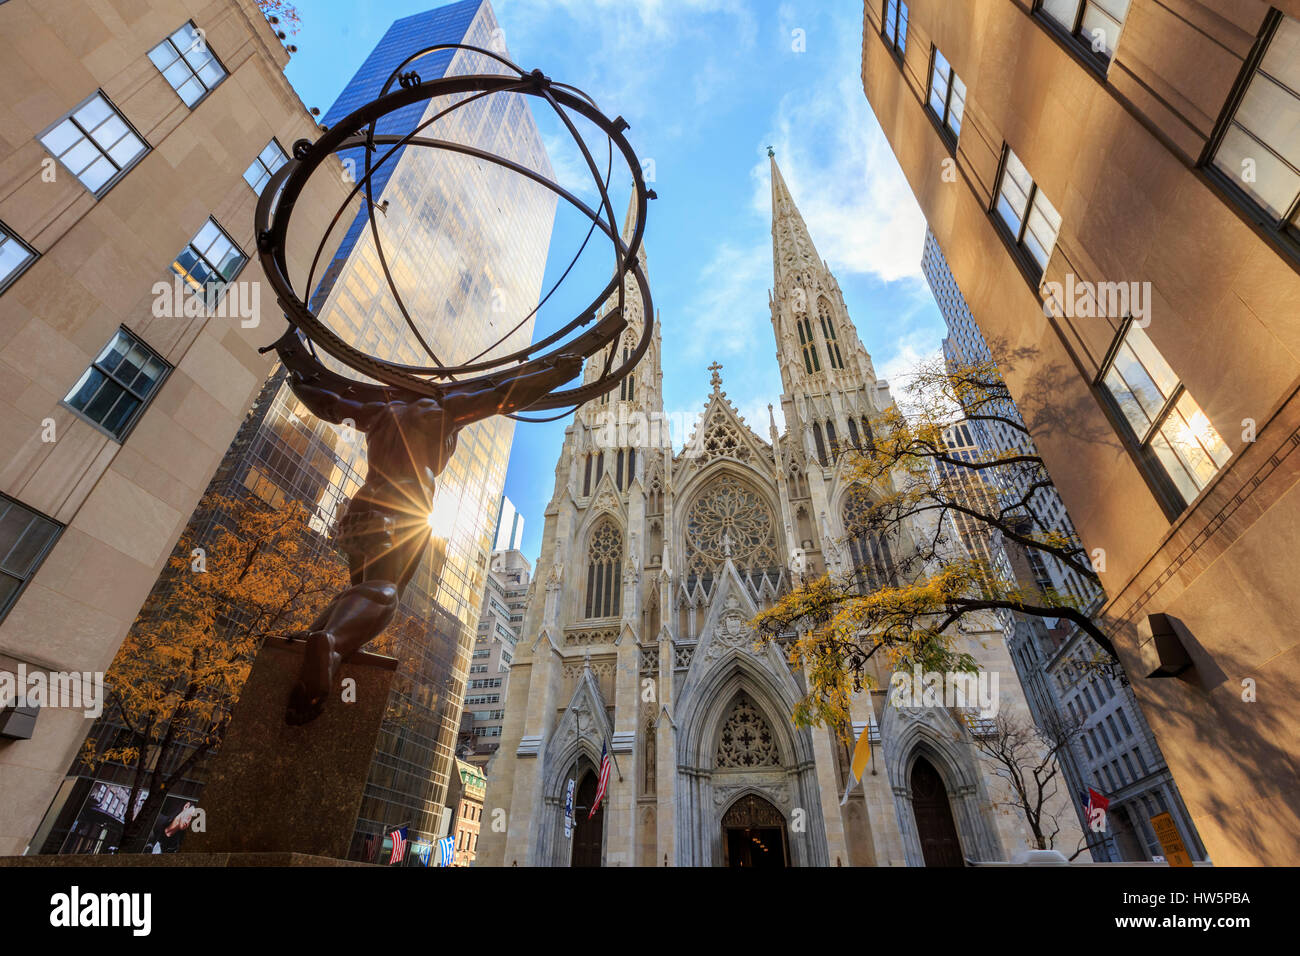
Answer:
462 546 531 771
922 228 1101 611
34 0 558 859
922 228 1205 862
478 159 1076 867
492 495 525 552
862 0 1300 863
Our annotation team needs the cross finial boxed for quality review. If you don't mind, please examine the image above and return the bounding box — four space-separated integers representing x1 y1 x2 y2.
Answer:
708 361 723 390
767 145 775 158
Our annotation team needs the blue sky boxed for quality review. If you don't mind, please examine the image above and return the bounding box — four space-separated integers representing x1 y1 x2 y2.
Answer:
283 0 945 563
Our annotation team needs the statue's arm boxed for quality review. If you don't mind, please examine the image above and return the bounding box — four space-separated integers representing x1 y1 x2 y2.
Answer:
288 374 377 427
440 355 583 426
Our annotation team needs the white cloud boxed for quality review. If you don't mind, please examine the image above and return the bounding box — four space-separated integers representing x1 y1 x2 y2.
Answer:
676 239 770 360
753 74 930 283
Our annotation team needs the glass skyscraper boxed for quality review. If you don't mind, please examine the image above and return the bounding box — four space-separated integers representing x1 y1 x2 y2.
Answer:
38 0 557 860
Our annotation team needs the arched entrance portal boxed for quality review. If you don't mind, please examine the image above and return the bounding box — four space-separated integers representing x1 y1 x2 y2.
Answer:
911 756 964 866
721 794 789 868
570 770 605 867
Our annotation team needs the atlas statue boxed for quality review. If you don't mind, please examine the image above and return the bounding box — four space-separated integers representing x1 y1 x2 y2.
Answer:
253 43 654 724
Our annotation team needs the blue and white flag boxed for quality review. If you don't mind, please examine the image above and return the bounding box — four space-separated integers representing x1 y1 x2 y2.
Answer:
436 835 456 867
564 777 575 839
414 841 433 867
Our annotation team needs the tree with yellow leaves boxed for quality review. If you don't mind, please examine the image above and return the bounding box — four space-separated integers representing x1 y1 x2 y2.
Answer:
80 493 349 853
753 354 1119 731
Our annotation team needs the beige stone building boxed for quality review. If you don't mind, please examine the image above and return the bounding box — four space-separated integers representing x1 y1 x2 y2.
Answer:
0 0 353 855
478 171 1081 867
861 0 1300 863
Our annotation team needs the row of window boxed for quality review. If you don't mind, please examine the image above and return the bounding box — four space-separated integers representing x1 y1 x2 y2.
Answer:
581 447 637 495
886 2 1293 517
1 19 290 298
0 23 298 624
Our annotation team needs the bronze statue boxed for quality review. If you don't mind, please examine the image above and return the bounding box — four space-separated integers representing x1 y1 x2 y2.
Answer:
282 350 582 724
252 44 656 728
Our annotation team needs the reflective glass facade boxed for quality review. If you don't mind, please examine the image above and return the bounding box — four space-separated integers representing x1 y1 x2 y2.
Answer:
283 0 556 855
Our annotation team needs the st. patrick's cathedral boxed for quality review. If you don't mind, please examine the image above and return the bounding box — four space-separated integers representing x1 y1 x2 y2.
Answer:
477 157 1080 867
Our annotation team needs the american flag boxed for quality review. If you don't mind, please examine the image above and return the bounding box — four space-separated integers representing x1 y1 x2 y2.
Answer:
1083 788 1110 828
388 826 408 865
588 741 611 821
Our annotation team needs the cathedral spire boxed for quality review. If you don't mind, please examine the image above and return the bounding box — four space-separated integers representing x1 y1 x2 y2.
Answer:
770 153 823 291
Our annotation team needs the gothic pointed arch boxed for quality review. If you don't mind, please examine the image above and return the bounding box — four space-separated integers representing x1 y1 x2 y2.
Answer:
583 515 624 620
678 468 783 598
879 703 1004 865
841 484 897 592
715 692 782 769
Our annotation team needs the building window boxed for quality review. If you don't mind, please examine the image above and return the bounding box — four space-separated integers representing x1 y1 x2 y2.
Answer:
0 221 37 295
994 146 1062 278
1098 321 1231 514
797 315 821 374
148 22 227 107
1037 0 1131 62
818 299 844 369
1205 12 1300 248
927 46 967 143
172 218 247 298
38 92 148 196
584 518 623 619
0 494 63 623
63 328 170 440
843 489 898 593
243 139 288 196
882 0 908 58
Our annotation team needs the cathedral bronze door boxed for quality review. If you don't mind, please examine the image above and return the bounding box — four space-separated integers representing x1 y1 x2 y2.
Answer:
721 794 789 868
570 771 604 867
910 756 964 867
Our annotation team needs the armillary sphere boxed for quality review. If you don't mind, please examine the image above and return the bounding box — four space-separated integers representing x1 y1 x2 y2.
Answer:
253 42 655 421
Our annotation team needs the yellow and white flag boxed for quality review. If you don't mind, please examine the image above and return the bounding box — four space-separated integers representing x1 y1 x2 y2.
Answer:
839 720 874 805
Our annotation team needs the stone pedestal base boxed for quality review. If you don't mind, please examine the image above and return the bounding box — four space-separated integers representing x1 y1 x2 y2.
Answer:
183 637 396 860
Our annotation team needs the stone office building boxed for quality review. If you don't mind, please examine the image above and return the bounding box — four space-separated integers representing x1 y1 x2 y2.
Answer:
0 0 354 857
862 0 1300 863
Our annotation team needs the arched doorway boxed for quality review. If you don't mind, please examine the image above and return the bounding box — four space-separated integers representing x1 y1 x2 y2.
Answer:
910 756 964 867
722 794 789 868
570 770 604 867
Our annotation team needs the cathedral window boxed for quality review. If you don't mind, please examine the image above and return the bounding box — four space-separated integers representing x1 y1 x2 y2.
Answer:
583 454 593 496
683 475 781 594
847 417 861 447
584 519 623 619
797 316 821 374
616 449 625 490
818 299 845 369
860 416 875 450
628 448 636 484
826 420 839 458
715 695 781 769
813 423 828 466
619 346 636 401
843 488 898 592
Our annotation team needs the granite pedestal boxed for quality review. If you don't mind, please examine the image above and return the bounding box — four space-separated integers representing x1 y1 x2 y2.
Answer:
182 637 397 860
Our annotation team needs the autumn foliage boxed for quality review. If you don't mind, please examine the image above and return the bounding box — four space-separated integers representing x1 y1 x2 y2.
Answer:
752 355 1117 731
80 493 348 852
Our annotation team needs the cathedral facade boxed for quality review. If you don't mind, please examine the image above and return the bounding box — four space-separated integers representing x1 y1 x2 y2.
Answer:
478 158 1080 867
